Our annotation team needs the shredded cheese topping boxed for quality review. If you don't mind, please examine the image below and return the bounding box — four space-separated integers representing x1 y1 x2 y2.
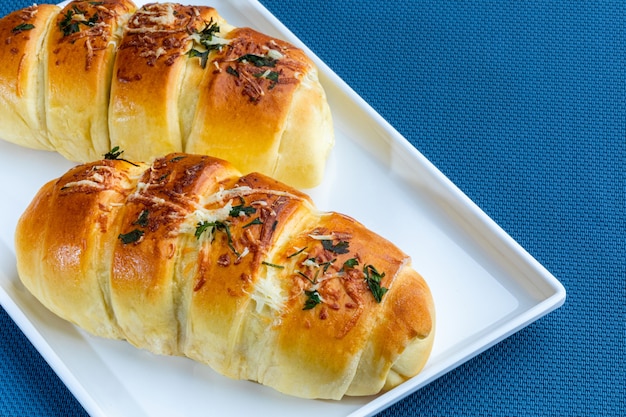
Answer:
250 271 287 314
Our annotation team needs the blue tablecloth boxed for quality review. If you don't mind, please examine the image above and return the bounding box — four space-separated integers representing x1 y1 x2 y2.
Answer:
0 0 623 416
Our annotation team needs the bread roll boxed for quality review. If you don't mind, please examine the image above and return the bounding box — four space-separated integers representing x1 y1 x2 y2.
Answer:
15 152 434 400
0 1 334 189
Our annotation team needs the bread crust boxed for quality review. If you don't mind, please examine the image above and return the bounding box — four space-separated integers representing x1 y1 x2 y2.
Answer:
15 152 434 400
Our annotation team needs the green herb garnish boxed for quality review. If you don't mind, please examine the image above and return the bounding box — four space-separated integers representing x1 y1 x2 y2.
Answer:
287 246 307 258
188 48 210 69
188 19 224 69
195 19 221 46
363 264 388 303
254 70 279 82
194 221 211 239
297 270 312 281
226 66 239 77
303 289 322 310
103 146 139 166
104 146 124 160
321 239 350 254
343 258 359 270
118 229 144 244
242 217 262 228
133 210 149 227
237 54 277 67
319 258 336 273
59 5 98 37
12 23 35 33
195 220 239 256
229 203 256 217
262 261 284 269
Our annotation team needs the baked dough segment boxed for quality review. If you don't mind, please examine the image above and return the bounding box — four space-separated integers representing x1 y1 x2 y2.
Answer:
110 154 239 355
347 265 434 395
272 64 334 189
109 3 226 161
0 4 60 150
249 212 410 399
46 0 136 162
16 159 145 338
185 27 334 189
179 7 233 144
183 171 313 377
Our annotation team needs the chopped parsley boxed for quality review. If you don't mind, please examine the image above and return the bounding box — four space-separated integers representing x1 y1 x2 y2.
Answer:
12 23 34 33
229 203 256 217
303 289 322 310
242 217 262 228
133 210 149 227
363 264 388 303
188 48 210 69
103 146 139 166
59 5 99 37
262 261 284 269
104 146 124 160
343 257 359 270
319 258 336 273
195 220 240 257
188 19 224 69
237 54 277 67
321 239 350 254
118 229 144 244
226 66 239 77
287 246 307 258
254 70 279 82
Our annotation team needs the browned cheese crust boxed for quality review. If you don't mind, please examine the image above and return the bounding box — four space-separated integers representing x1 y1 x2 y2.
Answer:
15 152 434 400
0 1 334 189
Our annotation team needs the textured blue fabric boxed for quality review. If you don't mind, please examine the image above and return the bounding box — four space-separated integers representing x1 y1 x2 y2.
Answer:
0 0 624 416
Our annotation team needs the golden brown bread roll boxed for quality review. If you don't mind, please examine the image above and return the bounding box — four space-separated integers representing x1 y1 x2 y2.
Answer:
0 1 334 188
15 152 434 400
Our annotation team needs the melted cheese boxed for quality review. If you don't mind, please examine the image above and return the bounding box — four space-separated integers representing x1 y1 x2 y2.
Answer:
143 3 176 27
178 200 234 239
265 48 284 60
201 186 311 209
250 270 286 315
188 32 230 48
61 179 105 190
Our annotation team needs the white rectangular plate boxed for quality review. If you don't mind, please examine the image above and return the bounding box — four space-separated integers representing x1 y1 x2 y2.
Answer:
0 0 565 416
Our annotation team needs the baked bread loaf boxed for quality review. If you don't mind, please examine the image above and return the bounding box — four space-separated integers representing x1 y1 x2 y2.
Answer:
15 152 435 400
0 1 333 188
